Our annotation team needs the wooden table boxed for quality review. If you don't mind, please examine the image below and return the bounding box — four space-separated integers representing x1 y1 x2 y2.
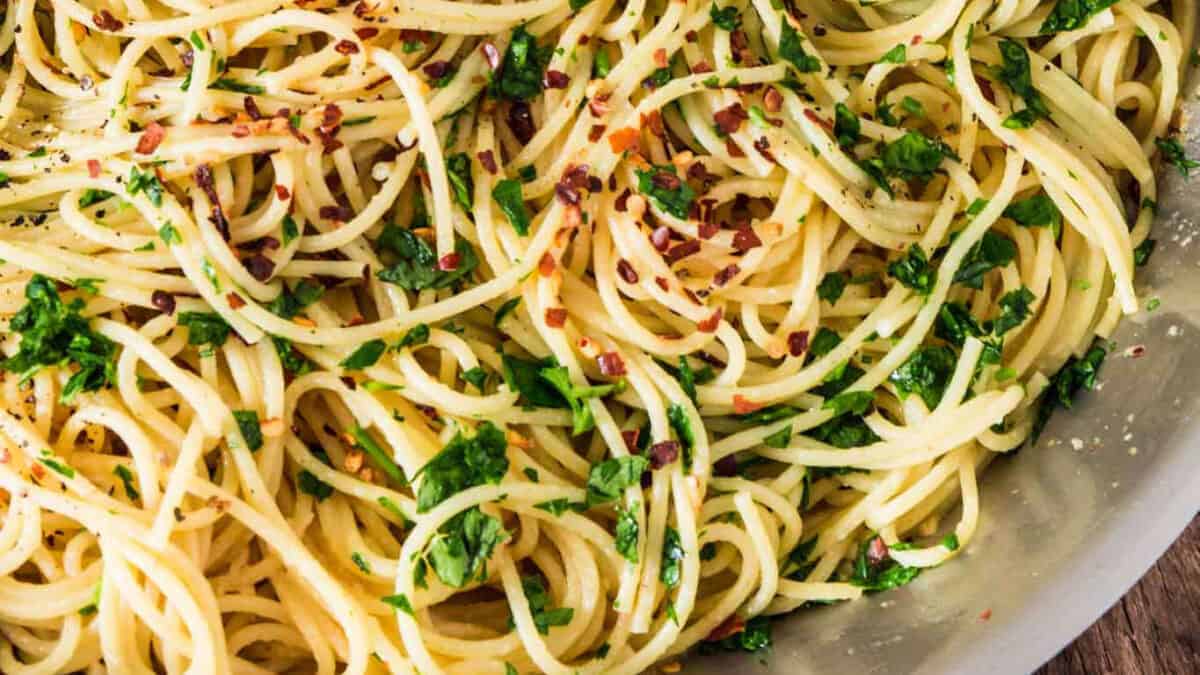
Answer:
1037 518 1200 674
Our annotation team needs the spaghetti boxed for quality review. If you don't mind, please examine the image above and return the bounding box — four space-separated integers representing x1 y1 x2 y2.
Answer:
0 0 1191 673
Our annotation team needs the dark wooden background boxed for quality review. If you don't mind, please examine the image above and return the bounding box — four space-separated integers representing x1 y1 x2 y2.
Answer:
1037 518 1200 674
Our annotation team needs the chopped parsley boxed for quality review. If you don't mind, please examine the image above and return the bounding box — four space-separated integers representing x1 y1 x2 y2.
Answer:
635 165 695 220
833 103 860 149
492 179 531 236
126 166 164 207
660 526 685 588
710 2 741 30
177 312 231 350
888 244 936 294
1040 0 1119 34
993 287 1035 336
382 594 415 616
375 225 479 291
445 153 474 212
993 40 1050 124
778 18 821 73
1033 341 1107 439
585 455 649 505
889 346 957 409
491 25 553 101
850 535 922 592
341 339 388 370
0 275 117 403
517 576 575 634
1156 137 1199 178
415 422 508 512
818 271 848 305
232 410 263 452
615 505 639 563
953 231 1017 289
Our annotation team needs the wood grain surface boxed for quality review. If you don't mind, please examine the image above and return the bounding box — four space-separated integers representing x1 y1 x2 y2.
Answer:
1036 518 1200 675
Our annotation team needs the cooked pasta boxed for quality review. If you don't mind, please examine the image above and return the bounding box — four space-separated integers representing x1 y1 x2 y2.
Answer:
0 0 1191 672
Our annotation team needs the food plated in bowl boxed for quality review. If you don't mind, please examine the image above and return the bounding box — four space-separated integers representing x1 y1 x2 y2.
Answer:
0 0 1193 673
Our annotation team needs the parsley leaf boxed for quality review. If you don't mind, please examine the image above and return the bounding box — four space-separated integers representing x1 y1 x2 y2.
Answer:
232 410 263 452
779 18 821 73
1004 192 1061 235
177 312 231 350
415 422 508 512
615 506 639 563
445 153 474 212
993 40 1050 122
993 287 1035 336
710 3 741 30
1040 0 1119 34
1033 342 1107 439
833 103 860 149
953 231 1017 289
660 526 685 588
341 340 388 370
492 179 531 235
492 25 552 101
586 455 649 505
375 226 479 291
850 535 922 592
880 44 906 64
889 346 956 409
1156 137 1199 178
426 507 507 587
0 276 117 403
635 165 695 219
538 366 620 435
818 271 848 305
888 244 936 294
517 576 574 634
879 131 956 180
126 166 164 207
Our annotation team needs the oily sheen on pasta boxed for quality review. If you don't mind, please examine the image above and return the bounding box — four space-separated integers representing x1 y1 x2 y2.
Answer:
0 0 1191 672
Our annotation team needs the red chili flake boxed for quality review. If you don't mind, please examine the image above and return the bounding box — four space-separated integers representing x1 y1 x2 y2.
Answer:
706 615 746 642
353 1 372 17
697 308 722 333
714 103 749 135
685 30 699 43
226 292 246 309
588 93 611 118
554 183 580 206
714 264 740 286
713 454 737 477
355 27 379 40
578 35 590 45
732 395 762 414
979 609 992 621
545 307 567 327
650 226 671 251
975 76 996 104
507 101 536 144
692 60 714 74
538 252 556 277
651 171 681 191
867 537 889 566
335 40 360 55
231 125 251 138
693 221 716 241
763 88 783 113
437 252 460 271
321 103 343 131
543 70 569 89
422 61 452 79
561 164 590 189
803 108 833 131
608 126 639 154
481 42 502 70
588 124 607 142
274 184 291 200
320 205 355 221
242 254 275 282
732 227 762 252
655 277 669 291
136 122 166 154
597 352 627 376
788 330 810 357
615 188 631 212
87 159 101 178
616 259 639 284
194 164 231 242
476 149 497 174
754 137 776 162
725 137 745 158
151 290 176 315
92 10 124 31
649 440 680 469
642 110 665 138
653 48 669 69
243 96 262 120
621 429 640 453
665 239 701 264
1127 344 1147 358
911 34 924 45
